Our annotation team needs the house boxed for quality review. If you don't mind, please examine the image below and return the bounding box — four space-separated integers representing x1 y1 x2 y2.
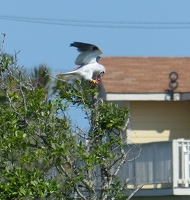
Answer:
100 57 190 199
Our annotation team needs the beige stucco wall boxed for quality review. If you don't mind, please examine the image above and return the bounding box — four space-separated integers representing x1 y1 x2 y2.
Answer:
128 101 190 143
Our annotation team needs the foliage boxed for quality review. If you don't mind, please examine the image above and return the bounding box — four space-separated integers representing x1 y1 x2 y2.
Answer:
0 35 141 199
0 48 77 199
54 78 133 200
31 64 52 99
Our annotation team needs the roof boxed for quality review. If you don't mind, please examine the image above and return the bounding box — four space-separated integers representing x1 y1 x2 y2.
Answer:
100 57 190 101
100 57 190 93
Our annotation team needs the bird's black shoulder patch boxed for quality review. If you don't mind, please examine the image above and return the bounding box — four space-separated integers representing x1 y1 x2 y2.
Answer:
70 42 99 52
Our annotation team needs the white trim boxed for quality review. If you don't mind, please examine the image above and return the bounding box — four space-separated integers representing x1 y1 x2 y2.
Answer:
173 188 190 195
106 92 190 101
172 140 179 188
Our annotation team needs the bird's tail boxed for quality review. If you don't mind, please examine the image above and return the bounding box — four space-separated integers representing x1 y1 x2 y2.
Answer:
58 70 78 76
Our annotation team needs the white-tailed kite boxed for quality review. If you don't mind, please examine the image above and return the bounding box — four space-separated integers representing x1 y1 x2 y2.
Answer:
59 42 106 84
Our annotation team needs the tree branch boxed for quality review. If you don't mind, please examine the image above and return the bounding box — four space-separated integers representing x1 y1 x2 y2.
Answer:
126 184 143 200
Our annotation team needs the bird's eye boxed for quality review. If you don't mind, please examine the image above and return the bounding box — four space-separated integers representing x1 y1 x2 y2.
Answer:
92 46 98 51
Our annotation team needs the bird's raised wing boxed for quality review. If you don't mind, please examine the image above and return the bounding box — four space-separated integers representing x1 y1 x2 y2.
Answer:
70 42 103 65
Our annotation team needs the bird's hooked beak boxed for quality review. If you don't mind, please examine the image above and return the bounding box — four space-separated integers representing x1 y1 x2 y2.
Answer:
96 72 105 84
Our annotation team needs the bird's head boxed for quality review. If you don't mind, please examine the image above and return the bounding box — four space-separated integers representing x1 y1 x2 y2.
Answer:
96 71 105 84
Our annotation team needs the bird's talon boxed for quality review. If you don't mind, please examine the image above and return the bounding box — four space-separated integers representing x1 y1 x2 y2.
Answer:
90 79 98 84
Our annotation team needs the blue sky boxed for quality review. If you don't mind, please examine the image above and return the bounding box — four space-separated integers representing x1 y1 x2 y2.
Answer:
1 0 190 128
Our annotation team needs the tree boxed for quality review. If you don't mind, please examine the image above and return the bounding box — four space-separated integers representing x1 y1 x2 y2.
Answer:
0 49 74 199
0 36 141 199
54 79 142 199
31 64 52 100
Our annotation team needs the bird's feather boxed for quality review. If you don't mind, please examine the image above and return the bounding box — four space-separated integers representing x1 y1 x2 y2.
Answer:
70 42 103 65
70 42 102 52
58 42 106 84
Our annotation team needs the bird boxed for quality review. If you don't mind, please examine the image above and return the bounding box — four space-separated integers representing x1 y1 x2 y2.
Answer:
58 42 106 84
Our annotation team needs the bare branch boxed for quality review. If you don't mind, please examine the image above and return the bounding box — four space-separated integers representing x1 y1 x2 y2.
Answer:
74 185 87 200
126 184 143 200
113 149 127 176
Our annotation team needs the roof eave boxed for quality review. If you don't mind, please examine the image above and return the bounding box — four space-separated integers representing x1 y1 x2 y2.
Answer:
106 92 190 101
